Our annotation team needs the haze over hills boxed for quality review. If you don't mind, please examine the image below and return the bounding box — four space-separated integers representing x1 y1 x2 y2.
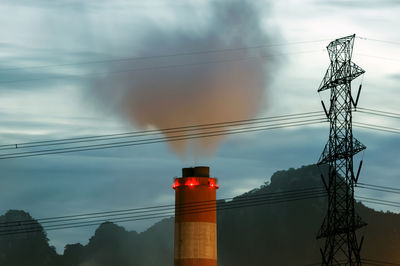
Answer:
1 165 399 266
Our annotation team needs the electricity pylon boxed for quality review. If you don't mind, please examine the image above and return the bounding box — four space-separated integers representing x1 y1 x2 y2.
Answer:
317 34 366 265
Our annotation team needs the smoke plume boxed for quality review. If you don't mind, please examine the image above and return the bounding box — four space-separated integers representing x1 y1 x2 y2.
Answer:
91 0 280 157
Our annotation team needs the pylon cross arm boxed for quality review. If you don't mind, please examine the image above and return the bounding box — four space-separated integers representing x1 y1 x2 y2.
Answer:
317 138 366 164
318 62 365 92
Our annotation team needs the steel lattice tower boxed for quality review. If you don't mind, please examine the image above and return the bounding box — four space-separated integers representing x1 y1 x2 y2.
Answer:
317 34 366 265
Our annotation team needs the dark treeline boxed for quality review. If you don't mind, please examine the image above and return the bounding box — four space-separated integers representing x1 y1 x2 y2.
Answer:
1 165 399 266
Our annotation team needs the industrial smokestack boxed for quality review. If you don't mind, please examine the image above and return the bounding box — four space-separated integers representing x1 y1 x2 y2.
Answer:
173 166 219 266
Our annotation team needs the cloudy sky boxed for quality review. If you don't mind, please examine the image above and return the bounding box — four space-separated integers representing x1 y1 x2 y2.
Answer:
0 0 399 252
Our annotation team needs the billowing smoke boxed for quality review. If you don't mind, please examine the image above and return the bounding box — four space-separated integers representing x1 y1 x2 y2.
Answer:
91 0 280 157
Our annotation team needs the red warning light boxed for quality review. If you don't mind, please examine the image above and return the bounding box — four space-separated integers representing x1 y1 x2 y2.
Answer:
173 177 218 190
172 180 180 190
208 180 219 189
185 178 200 187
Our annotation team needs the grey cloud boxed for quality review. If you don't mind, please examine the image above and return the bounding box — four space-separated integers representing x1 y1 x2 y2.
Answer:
0 0 89 10
389 73 400 81
0 47 112 91
314 0 400 9
0 69 82 91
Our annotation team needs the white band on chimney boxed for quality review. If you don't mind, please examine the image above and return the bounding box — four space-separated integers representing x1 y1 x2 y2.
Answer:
174 222 217 260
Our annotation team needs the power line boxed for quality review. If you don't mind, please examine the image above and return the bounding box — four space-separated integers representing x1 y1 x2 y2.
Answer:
0 107 394 151
0 50 323 85
2 193 400 237
0 118 325 158
357 36 400 46
1 36 398 74
0 188 327 236
0 112 400 160
2 181 400 236
362 262 386 266
3 181 396 228
357 182 400 195
356 53 400 62
357 107 400 117
0 105 393 151
8 192 325 234
0 186 323 227
363 258 400 266
0 111 324 150
353 122 400 135
0 39 331 73
355 183 400 208
0 118 326 159
299 261 346 266
356 110 400 120
356 196 400 209
359 182 400 191
358 186 400 195
301 258 400 266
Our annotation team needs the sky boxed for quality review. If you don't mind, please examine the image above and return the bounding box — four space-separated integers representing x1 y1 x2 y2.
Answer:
0 0 399 253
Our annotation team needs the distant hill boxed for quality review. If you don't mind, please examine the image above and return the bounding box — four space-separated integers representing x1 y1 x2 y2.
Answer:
1 164 400 266
0 210 60 266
